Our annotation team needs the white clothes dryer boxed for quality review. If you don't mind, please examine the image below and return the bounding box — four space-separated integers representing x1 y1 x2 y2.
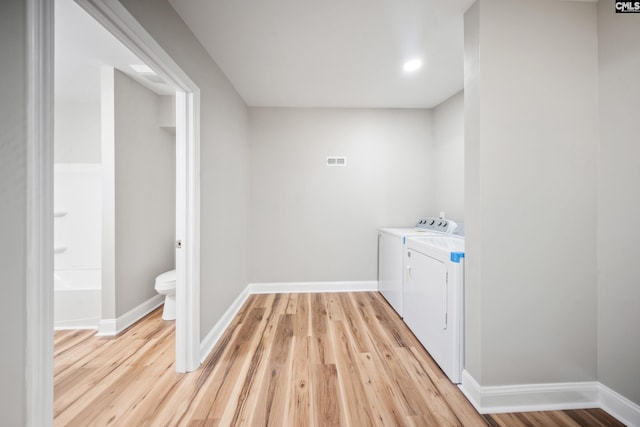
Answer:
403 235 465 383
378 218 457 317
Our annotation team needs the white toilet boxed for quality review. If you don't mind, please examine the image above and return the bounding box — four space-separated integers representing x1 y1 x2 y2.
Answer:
155 269 176 320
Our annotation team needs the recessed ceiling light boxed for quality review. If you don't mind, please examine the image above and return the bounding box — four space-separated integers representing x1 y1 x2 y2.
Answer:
130 64 156 75
403 59 422 72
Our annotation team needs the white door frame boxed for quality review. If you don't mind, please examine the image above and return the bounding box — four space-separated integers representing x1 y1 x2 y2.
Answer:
74 0 201 373
26 0 54 425
25 0 201 421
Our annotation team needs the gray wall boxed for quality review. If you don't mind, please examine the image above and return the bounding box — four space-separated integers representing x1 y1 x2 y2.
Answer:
121 0 250 340
113 70 176 316
597 2 640 405
464 2 482 379
0 1 27 424
54 101 101 163
464 0 599 386
248 108 433 283
432 90 464 223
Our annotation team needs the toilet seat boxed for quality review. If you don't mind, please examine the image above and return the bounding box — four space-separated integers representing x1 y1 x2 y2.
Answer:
155 269 176 321
155 269 176 292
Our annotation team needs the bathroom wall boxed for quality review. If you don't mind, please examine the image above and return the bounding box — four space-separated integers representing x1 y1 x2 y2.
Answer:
121 0 250 342
54 101 101 163
248 108 433 283
106 69 176 317
431 90 464 223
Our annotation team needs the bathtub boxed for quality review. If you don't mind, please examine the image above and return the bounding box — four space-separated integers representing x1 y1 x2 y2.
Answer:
54 270 101 329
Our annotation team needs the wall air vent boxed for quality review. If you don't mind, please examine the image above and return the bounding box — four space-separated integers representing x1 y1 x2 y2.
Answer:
326 156 347 167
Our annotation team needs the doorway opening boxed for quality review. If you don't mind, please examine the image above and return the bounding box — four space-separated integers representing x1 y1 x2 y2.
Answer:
26 0 201 423
70 0 201 374
54 0 179 336
72 0 201 375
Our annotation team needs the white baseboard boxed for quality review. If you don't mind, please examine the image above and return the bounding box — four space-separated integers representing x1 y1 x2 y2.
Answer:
97 319 117 336
459 370 600 414
460 370 640 426
600 383 640 427
97 294 164 336
199 281 377 363
200 287 251 363
247 280 377 294
54 318 99 330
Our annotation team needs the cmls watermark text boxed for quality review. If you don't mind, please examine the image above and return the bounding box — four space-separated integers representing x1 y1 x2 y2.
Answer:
616 1 640 12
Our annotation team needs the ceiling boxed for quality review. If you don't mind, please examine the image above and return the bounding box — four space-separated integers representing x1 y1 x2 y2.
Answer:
56 0 474 109
55 0 173 104
168 0 474 108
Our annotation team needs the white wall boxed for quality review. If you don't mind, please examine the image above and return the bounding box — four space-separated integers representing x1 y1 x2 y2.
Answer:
432 90 464 223
111 69 176 317
249 108 433 283
464 0 598 386
597 1 640 406
0 1 27 424
121 0 250 341
54 101 101 163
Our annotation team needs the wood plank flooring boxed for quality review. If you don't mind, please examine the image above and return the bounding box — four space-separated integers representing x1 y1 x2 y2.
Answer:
54 292 625 426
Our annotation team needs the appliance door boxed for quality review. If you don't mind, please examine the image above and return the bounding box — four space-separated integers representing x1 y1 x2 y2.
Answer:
378 232 403 316
404 248 455 381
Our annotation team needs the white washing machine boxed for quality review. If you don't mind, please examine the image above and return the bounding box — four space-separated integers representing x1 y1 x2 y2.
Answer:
378 218 457 317
403 235 465 383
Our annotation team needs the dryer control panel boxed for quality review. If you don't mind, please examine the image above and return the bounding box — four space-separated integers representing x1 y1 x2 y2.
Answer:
415 217 457 234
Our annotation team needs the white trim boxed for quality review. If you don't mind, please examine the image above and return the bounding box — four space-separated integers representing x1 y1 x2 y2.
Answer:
460 370 600 414
200 287 251 363
97 295 164 336
97 319 117 336
175 90 201 373
54 319 99 330
247 281 378 294
75 0 201 373
54 163 102 174
460 370 640 425
26 0 54 425
459 369 483 410
600 383 640 427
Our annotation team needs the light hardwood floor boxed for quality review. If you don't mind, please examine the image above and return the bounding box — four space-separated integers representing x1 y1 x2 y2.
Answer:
54 292 624 426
